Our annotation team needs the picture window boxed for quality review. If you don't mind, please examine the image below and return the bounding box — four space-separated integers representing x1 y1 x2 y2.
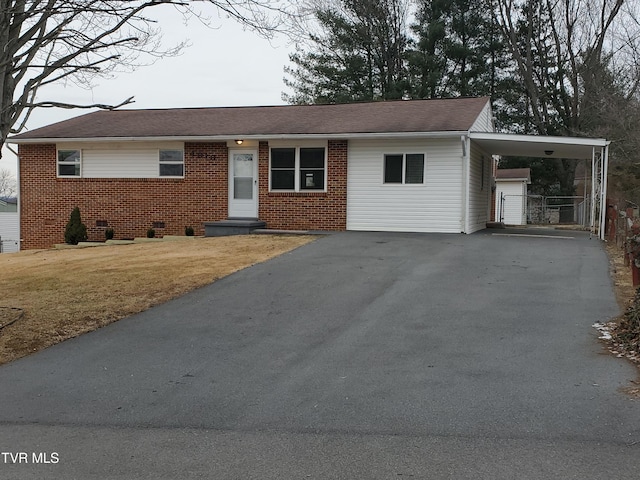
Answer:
270 146 326 191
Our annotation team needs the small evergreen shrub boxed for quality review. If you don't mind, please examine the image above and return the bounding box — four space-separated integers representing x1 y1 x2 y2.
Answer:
64 207 88 245
185 226 195 236
147 228 156 238
105 228 115 240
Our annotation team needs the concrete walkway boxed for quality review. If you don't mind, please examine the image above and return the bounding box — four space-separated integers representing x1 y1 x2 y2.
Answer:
0 229 638 478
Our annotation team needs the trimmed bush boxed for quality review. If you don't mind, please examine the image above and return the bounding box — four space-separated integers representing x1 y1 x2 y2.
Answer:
64 207 88 245
146 228 156 238
185 226 195 236
105 228 115 240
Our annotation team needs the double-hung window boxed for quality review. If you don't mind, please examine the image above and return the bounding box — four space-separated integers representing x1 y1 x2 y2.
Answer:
57 150 81 177
383 153 425 184
270 146 326 191
159 149 184 177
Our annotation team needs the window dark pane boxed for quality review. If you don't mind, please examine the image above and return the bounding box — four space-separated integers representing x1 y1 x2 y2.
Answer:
271 148 295 168
405 154 424 184
300 148 325 168
160 150 183 162
271 170 295 189
384 155 403 183
58 150 80 162
58 164 80 176
160 163 184 176
300 170 324 190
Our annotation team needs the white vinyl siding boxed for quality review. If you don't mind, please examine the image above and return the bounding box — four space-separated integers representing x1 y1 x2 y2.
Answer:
56 142 184 178
467 143 491 233
347 138 464 233
0 212 19 253
470 100 494 132
495 181 527 225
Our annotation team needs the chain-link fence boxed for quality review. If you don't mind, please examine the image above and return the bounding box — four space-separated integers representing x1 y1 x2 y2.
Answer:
497 194 590 226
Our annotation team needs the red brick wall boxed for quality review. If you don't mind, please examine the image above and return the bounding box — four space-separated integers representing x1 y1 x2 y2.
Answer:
258 140 348 231
19 139 349 249
19 142 229 249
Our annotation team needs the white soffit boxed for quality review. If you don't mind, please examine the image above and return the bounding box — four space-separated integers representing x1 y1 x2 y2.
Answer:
470 132 608 159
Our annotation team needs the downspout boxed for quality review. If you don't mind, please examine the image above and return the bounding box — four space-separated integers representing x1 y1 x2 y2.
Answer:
461 135 470 233
6 144 20 251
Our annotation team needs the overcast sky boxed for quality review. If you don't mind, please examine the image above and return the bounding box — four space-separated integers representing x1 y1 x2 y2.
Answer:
0 5 294 177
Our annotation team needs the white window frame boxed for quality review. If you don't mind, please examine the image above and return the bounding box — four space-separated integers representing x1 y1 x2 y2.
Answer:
159 149 185 178
57 149 82 178
269 144 327 192
382 152 426 185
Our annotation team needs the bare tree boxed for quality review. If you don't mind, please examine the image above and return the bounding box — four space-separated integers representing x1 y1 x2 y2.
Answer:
494 0 640 194
495 0 639 136
0 0 297 153
0 168 16 197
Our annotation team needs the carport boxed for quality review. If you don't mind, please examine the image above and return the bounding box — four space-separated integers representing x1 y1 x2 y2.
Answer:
470 132 610 239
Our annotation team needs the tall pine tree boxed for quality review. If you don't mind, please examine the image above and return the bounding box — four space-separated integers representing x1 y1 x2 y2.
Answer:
283 0 410 104
409 0 506 98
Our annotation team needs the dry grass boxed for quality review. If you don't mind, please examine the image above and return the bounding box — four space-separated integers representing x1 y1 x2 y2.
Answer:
606 242 636 311
0 235 314 365
603 241 640 397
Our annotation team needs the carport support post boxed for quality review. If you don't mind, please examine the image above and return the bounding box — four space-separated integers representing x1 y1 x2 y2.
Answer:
590 147 597 235
599 144 609 240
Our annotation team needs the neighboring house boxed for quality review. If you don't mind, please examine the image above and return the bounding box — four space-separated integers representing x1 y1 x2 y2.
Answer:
8 97 610 249
495 168 532 225
0 197 19 253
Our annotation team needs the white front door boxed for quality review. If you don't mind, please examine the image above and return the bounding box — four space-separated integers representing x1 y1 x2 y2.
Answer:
228 150 258 218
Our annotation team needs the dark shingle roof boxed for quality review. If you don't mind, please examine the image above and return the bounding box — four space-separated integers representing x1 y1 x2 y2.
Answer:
11 97 490 140
496 168 531 180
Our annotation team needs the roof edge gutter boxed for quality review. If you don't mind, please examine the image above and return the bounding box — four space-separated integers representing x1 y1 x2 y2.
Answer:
469 131 609 147
7 131 471 145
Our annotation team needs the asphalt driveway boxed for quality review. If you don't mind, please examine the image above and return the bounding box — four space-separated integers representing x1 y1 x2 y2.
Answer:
1 229 639 479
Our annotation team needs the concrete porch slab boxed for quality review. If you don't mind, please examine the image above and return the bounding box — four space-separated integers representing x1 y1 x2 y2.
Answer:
204 219 267 237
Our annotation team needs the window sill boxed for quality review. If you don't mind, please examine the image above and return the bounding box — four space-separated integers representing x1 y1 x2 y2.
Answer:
55 177 184 181
268 191 327 197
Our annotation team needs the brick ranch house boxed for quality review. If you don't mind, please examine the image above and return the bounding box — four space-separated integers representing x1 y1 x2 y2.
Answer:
8 96 610 248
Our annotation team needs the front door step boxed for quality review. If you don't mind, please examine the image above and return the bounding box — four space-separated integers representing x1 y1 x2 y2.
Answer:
203 218 266 237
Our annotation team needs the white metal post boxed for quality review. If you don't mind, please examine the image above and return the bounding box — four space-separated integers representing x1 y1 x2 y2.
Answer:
599 144 609 240
590 147 597 234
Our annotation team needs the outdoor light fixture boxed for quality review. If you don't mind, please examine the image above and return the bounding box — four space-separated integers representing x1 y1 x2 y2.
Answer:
235 139 244 145
544 150 554 155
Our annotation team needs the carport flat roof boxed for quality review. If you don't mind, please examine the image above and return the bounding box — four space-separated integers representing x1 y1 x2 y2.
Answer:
470 132 609 159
